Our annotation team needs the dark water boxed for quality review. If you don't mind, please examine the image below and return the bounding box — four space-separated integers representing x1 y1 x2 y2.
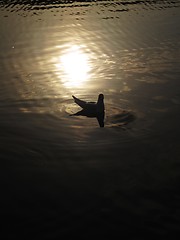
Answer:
0 0 180 239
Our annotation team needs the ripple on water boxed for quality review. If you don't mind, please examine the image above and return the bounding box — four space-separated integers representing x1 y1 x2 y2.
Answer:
0 94 160 148
1 0 180 15
55 96 156 144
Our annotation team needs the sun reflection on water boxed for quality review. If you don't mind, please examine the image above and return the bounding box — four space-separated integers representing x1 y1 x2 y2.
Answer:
55 45 91 88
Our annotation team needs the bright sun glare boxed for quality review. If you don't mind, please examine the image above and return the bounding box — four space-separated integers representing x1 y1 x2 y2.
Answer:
56 45 91 88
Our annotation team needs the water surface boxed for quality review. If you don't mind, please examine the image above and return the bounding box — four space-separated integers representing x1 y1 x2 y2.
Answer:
0 0 180 238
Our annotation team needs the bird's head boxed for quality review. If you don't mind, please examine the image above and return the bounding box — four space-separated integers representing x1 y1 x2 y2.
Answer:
98 94 104 102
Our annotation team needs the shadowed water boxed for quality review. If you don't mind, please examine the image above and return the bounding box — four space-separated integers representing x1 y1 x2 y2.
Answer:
0 0 180 239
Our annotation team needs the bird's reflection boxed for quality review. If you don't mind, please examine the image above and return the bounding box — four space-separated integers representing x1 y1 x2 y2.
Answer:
71 94 105 127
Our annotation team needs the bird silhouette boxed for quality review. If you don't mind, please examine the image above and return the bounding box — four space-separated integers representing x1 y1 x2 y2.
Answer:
71 94 105 127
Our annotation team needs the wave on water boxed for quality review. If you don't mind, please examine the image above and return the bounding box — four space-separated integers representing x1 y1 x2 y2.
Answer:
0 96 156 145
0 97 135 128
0 0 180 12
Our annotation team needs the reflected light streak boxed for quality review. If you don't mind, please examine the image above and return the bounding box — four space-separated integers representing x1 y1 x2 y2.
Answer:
56 45 91 88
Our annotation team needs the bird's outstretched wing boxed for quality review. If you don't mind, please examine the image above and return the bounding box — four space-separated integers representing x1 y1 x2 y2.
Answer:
72 95 87 109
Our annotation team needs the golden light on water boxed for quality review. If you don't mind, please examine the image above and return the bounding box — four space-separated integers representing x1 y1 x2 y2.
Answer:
55 45 91 88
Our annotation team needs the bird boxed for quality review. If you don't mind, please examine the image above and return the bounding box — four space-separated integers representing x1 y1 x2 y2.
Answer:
71 94 105 127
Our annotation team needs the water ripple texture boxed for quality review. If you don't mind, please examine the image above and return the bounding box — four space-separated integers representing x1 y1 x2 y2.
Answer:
0 0 180 14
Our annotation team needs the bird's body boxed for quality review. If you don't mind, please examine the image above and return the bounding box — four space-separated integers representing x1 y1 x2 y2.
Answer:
72 94 105 127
